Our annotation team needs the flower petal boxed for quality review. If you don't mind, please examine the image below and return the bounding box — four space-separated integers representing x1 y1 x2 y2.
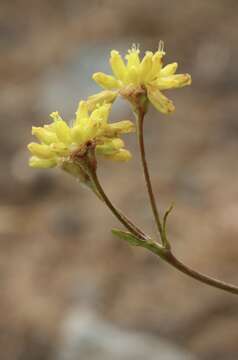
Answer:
105 120 135 136
139 51 153 82
155 74 192 90
71 124 94 145
87 91 117 111
50 112 72 144
105 149 132 161
147 85 175 114
32 127 58 145
125 45 140 69
52 120 72 145
90 103 111 126
110 50 127 81
75 101 89 124
160 62 178 77
50 143 69 156
149 50 164 80
124 66 139 85
92 72 120 90
29 156 57 168
28 142 55 159
96 138 124 156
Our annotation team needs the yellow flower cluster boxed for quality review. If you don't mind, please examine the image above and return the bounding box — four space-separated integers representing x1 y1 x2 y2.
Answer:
28 101 134 169
93 42 191 114
28 43 192 174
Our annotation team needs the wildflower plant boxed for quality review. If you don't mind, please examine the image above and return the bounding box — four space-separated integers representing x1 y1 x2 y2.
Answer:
28 43 238 296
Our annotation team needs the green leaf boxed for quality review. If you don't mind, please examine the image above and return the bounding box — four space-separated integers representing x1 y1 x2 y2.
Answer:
112 229 166 259
111 228 145 246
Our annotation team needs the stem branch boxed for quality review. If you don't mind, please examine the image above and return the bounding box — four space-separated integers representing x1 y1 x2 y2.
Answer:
125 237 238 295
133 102 238 296
90 170 148 240
164 250 238 295
136 108 164 241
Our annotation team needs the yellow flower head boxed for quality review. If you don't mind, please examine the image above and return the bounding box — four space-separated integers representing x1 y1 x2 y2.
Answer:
28 101 135 173
92 42 192 114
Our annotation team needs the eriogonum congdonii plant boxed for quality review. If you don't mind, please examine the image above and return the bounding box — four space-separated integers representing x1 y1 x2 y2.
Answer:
28 43 238 296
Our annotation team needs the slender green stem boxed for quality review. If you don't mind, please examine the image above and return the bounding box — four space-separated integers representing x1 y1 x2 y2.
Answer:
124 236 238 295
164 250 238 295
89 170 149 240
133 105 238 295
136 108 164 241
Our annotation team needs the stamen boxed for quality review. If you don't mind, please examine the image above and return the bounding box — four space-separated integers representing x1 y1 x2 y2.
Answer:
129 43 140 54
158 40 165 53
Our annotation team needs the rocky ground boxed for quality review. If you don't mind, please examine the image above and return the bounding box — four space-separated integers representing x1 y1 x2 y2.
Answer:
1 1 238 359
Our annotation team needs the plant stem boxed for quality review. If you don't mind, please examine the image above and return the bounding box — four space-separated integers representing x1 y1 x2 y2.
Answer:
124 236 238 295
134 105 238 295
164 250 238 295
136 108 164 241
89 170 149 240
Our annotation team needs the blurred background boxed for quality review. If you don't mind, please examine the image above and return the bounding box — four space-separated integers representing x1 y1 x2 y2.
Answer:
1 1 238 359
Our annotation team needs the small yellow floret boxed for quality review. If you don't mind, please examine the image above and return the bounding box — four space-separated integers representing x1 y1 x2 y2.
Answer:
28 101 135 171
92 42 192 114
